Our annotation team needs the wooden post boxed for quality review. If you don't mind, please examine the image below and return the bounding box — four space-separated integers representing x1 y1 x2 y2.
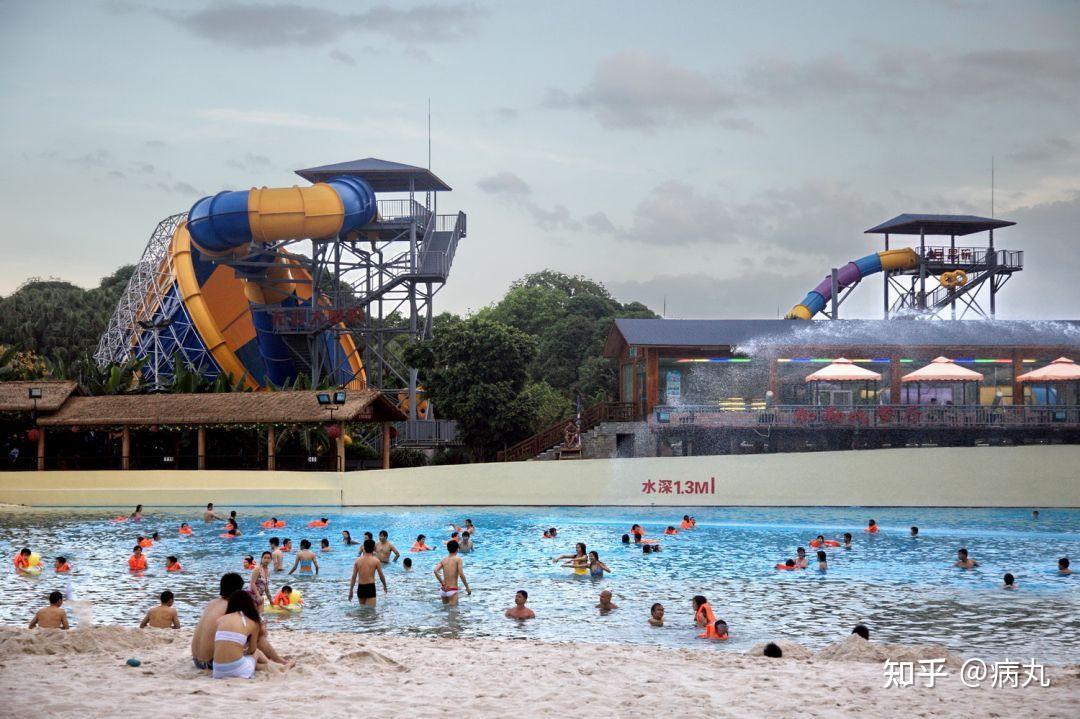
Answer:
768 358 779 398
36 428 45 471
381 422 391 470
336 433 346 473
890 355 902 404
267 426 276 471
197 426 206 470
121 426 131 471
1012 349 1024 406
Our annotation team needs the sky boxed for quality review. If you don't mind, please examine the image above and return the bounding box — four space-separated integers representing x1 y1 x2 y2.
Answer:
1 0 1078 320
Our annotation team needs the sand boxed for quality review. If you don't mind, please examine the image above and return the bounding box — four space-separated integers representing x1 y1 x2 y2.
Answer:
1 627 1077 718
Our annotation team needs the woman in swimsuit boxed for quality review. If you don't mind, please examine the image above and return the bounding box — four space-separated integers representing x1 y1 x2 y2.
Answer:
342 530 357 545
553 542 589 575
249 551 272 606
212 590 266 679
288 539 319 576
586 550 612 578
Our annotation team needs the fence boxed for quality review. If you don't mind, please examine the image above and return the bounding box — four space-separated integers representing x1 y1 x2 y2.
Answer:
497 401 640 461
651 404 1080 429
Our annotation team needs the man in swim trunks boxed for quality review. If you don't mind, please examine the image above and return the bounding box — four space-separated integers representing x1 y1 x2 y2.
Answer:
458 531 474 554
191 573 288 670
349 538 388 606
269 537 283 571
596 589 618 612
434 540 471 605
504 590 534 619
954 548 979 569
29 591 68 629
374 530 400 564
203 502 226 523
140 590 180 629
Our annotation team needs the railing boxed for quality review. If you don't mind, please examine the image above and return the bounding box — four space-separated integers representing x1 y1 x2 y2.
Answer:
393 419 459 447
497 401 640 462
651 404 1080 429
919 246 1024 271
376 199 430 223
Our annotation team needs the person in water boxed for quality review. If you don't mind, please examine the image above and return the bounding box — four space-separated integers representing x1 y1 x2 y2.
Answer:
341 530 357 545
843 533 853 549
130 504 144 521
179 522 193 536
1059 557 1072 575
191 573 289 671
910 526 919 538
402 557 413 571
349 539 388 606
211 590 267 680
664 526 678 535
203 503 225 523
458 531 474 554
250 551 273 606
29 591 68 629
1003 573 1017 590
866 519 879 534
464 519 477 535
434 540 471 605
680 515 693 530
542 527 558 539
649 603 665 627
775 558 797 570
281 538 293 553
955 548 979 569
553 543 589 574
165 555 182 572
272 585 294 608
54 556 71 573
630 524 645 540
268 538 283 571
596 589 618 612
794 547 808 569
586 550 612 577
320 538 330 552
692 595 716 629
128 545 148 572
621 534 631 544
288 539 319 576
141 590 180 629
243 555 255 571
851 624 870 640
702 619 729 640
505 590 535 619
1032 510 1040 520
375 530 400 563
411 534 432 552
816 550 828 571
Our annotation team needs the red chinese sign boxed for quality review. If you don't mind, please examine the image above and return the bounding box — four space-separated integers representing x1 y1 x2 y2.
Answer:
641 477 717 495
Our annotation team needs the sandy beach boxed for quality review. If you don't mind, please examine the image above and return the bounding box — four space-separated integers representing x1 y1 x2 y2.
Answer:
1 626 1076 718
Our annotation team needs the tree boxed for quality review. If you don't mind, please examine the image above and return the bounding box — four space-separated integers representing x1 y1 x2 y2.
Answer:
518 381 573 433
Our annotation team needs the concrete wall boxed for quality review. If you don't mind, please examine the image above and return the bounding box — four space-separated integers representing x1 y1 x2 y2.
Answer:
1 445 1077 508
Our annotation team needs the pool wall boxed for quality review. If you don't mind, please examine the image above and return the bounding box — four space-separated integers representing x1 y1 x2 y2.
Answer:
1 445 1077 508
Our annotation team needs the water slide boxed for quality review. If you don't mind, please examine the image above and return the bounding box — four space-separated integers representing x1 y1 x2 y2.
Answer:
786 248 919 320
146 177 378 389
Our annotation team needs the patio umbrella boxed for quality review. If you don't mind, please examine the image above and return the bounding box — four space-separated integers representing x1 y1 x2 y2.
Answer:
805 358 882 382
1016 357 1080 406
900 356 982 404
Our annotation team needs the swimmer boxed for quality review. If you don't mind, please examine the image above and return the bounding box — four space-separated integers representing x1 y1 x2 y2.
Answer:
541 527 558 539
13 548 32 573
809 535 840 548
375 530 400 563
261 517 286 529
701 618 728 640
642 542 662 553
1032 510 1039 520
1059 557 1072 575
816 550 827 571
649 603 665 627
794 547 808 569
348 539 387 606
630 524 645 539
621 534 631 544
664 526 678 535
287 539 319 576
851 624 869 640
692 595 717 632
54 556 70 573
458 531 474 554
224 521 241 537
680 515 693 530
553 543 589 574
954 548 979 569
434 540 471 605
763 642 783 658
464 519 477 535
403 557 413 571
243 555 255 571
505 590 535 619
281 538 293 553
320 538 330 552
29 591 68 629
842 533 852 549
341 530 357 545
203 502 226 523
141 590 180 629
130 504 143 521
410 534 433 552
179 523 193 536
596 589 618 612
137 535 153 548
445 531 460 546
272 585 294 608
151 531 160 542
689 516 697 528
910 526 919 538
587 551 612 578
775 558 797 570
128 545 148 572
1003 573 1017 590
165 555 182 572
269 538 283 571
221 527 239 539
865 519 879 534
250 552 272 605
307 517 329 529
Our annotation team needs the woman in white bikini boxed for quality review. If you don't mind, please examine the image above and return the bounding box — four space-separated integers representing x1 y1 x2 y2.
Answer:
212 590 266 679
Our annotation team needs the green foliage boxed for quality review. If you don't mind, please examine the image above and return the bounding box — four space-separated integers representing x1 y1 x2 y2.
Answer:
390 447 428 468
518 381 573 433
0 266 134 366
0 345 49 380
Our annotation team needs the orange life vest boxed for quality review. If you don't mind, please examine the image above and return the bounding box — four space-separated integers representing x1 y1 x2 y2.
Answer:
55 562 71 573
166 562 182 572
307 520 328 529
273 592 290 607
695 602 717 628
13 554 29 570
410 543 431 552
139 539 153 548
664 528 678 535
178 526 192 536
128 554 147 571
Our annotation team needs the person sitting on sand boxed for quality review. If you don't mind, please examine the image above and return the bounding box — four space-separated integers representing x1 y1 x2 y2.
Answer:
375 530 400 563
287 539 319 576
128 545 148 572
851 624 869 640
458 531 474 554
763 642 783 658
1059 557 1072 575
342 530 357 545
816 550 828 571
587 550 612 578
192 573 288 671
1003 573 1017 590
434 540 471 605
349 539 388 607
410 534 432 552
54 556 70 573
649 603 665 627
505 590 535 619
553 543 589 575
842 533 852 549
955 548 979 569
165 555 182 572
250 551 272 606
212 590 267 680
30 591 69 629
596 589 618 612
794 547 808 569
203 503 225 523
141 590 180 629
911 526 919 538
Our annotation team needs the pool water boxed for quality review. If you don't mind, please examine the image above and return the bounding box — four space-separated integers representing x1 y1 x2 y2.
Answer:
2 507 1078 663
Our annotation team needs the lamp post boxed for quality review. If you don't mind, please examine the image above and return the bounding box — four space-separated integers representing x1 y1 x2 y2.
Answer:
317 390 347 472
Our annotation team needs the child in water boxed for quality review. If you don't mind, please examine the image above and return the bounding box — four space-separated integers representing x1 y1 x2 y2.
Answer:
128 545 147 572
403 558 413 571
29 591 68 629
649 603 665 626
140 590 180 629
866 519 879 534
54 556 71 573
1003 573 1017 590
1058 557 1072 575
817 550 828 571
272 585 294 608
165 555 182 572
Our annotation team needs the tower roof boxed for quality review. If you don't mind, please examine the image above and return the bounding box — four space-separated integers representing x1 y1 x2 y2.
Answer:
295 157 451 192
865 214 1015 236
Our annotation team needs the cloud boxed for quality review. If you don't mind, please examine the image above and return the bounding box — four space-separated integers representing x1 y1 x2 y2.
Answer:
494 106 518 121
142 140 168 149
328 48 356 66
196 107 373 133
607 271 803 320
1008 136 1076 165
543 51 748 131
146 2 484 48
67 149 110 167
225 153 274 171
154 181 205 197
477 171 581 232
477 171 531 197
